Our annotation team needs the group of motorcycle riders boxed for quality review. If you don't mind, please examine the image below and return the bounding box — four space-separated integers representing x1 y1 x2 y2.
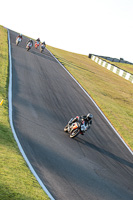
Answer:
16 33 93 138
16 33 46 52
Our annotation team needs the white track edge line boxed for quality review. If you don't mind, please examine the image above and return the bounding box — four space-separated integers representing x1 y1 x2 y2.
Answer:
8 30 55 200
47 48 133 156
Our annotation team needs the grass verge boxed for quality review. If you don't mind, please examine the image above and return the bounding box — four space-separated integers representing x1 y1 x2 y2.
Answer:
47 45 133 151
0 25 49 200
0 24 133 199
99 57 133 75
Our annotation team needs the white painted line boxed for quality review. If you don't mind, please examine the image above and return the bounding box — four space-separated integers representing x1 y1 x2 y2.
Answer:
92 55 95 61
91 56 133 84
95 57 98 63
102 61 106 67
98 59 102 65
125 73 130 80
113 66 117 73
47 49 133 156
8 30 55 200
107 64 111 70
119 69 124 77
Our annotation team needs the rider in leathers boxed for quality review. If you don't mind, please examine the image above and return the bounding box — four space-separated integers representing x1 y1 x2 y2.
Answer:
16 33 23 40
41 41 46 47
35 38 40 45
27 39 33 46
69 113 93 134
36 38 40 43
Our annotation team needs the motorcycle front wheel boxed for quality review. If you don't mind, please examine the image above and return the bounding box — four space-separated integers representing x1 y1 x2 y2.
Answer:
64 125 68 132
70 129 80 138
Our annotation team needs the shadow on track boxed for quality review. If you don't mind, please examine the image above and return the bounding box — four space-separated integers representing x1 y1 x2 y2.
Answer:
12 43 57 63
75 137 133 169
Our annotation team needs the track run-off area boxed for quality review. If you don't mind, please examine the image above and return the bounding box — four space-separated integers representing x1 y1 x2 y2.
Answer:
9 30 133 200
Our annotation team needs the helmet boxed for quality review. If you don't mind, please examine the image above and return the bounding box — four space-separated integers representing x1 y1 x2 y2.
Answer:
86 113 93 121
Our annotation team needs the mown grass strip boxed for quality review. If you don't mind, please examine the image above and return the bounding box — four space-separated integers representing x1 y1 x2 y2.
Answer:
0 25 50 200
47 45 133 151
99 57 133 75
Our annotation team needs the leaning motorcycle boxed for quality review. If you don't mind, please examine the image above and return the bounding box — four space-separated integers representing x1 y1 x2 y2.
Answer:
35 41 40 49
16 37 22 46
64 118 87 138
40 44 45 53
26 42 32 51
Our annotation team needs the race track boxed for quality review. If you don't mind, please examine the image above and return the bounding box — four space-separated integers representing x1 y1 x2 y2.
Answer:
10 30 133 200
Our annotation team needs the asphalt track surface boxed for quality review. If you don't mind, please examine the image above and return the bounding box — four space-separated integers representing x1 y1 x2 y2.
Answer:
10 30 133 200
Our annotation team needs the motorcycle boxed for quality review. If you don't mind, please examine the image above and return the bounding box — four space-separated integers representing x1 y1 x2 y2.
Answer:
26 42 32 51
16 37 22 46
64 118 87 138
35 41 40 49
40 44 45 53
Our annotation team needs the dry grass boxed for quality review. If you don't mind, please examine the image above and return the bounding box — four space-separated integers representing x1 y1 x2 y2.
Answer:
99 57 133 74
47 45 133 150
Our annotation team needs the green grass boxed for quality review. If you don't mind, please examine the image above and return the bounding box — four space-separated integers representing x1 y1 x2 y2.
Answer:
47 45 133 150
0 24 133 199
0 25 50 200
99 57 133 74
113 62 133 75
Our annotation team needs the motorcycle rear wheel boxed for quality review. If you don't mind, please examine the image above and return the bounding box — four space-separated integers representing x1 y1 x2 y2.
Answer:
70 129 80 138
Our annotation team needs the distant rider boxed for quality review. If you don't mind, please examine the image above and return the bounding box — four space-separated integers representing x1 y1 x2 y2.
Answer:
16 33 23 40
41 41 46 46
36 38 40 44
69 113 93 134
36 38 40 42
27 39 33 47
41 41 46 48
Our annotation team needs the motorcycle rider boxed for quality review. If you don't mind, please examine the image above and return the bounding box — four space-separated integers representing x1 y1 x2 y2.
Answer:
36 38 40 44
69 113 93 134
27 39 33 47
40 41 46 50
16 33 23 40
35 38 40 49
41 41 46 47
36 38 40 42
